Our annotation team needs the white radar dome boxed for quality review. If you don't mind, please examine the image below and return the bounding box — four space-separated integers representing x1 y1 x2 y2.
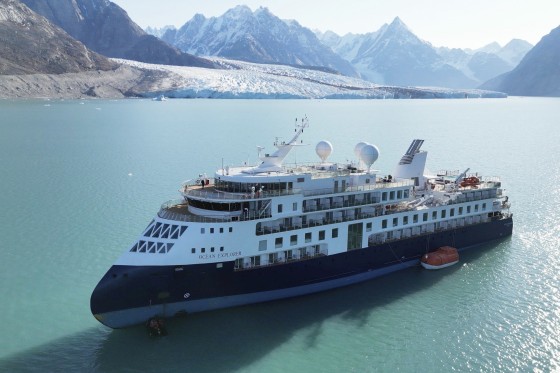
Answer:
354 142 369 158
315 140 333 162
360 144 380 171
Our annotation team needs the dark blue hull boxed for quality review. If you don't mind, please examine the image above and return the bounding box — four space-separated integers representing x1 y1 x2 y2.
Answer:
91 216 513 328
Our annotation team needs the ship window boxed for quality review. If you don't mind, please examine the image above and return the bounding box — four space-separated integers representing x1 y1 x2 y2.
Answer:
157 242 165 253
191 248 195 254
305 232 312 242
393 218 398 227
144 225 155 237
166 243 174 252
290 235 298 246
366 222 372 232
275 237 283 248
382 219 387 229
259 240 267 251
441 210 446 219
220 227 224 233
450 208 455 217
220 247 224 251
397 190 403 199
475 204 479 212
201 228 205 234
170 225 179 239
467 206 471 213
404 190 409 198
211 247 215 252
297 177 304 182
216 263 223 269
130 243 138 252
152 223 163 238
403 216 409 225
482 203 487 211
423 213 428 222
366 178 370 184
319 230 325 240
382 192 387 201
432 211 437 220
390 191 395 200
459 207 463 215
210 228 214 234
332 228 339 238
413 214 418 223
201 248 205 253
278 204 283 213
285 250 293 261
293 202 297 211
229 227 233 232
138 241 147 253
161 225 171 239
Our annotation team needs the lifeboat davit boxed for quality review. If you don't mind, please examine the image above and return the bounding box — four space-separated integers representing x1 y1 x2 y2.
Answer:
421 246 459 270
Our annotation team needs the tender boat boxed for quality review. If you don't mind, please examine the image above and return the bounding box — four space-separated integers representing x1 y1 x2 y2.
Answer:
421 246 459 269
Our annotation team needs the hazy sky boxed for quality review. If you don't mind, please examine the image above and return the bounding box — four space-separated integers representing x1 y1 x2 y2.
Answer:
111 0 559 49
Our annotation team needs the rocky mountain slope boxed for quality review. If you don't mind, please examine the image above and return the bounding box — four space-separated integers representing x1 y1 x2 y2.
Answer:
480 25 560 97
0 0 115 74
21 0 215 68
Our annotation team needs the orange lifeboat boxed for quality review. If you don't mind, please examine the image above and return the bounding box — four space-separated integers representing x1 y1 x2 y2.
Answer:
421 246 459 270
460 176 480 188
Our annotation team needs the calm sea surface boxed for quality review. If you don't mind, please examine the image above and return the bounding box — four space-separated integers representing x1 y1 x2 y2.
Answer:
0 98 559 372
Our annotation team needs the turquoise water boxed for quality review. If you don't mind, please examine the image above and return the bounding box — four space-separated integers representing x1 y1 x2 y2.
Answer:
0 98 559 372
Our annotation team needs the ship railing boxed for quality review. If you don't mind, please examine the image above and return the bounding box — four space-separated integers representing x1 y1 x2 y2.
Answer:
303 197 381 213
255 212 378 235
368 212 511 246
183 178 412 201
302 179 413 198
159 200 272 223
234 252 328 271
185 187 297 201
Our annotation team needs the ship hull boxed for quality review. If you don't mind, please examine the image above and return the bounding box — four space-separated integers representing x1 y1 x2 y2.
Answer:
91 217 513 328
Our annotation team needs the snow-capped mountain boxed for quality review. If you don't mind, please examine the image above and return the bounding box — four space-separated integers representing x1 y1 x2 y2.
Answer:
497 39 534 66
320 18 532 88
437 40 533 84
336 17 476 88
161 5 357 77
145 25 176 39
480 25 560 97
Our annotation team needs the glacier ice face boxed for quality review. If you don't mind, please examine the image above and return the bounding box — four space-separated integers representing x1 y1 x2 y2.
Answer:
116 57 506 100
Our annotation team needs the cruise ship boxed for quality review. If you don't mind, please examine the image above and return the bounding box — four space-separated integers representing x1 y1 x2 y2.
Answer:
90 118 513 328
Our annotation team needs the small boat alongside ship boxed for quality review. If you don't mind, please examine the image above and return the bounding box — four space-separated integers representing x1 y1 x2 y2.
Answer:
90 117 513 328
421 246 459 269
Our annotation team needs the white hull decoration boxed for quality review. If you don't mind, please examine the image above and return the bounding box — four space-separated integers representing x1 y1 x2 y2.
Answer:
90 117 513 328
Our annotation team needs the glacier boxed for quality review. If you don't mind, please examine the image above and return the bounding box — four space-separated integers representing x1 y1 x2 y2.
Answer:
116 58 506 99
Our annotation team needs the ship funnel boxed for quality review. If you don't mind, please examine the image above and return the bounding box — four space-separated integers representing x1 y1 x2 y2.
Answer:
393 139 427 188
